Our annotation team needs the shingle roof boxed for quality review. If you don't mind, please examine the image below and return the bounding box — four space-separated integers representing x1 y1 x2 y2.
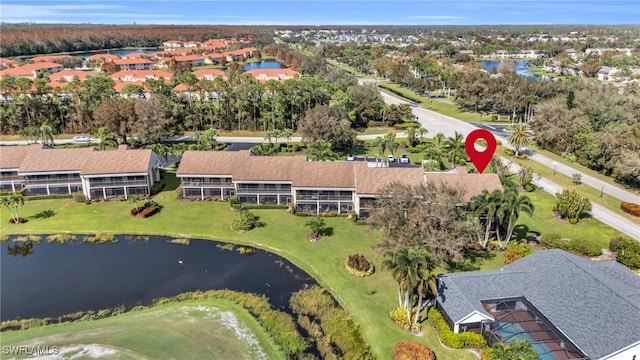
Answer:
0 145 41 169
7 145 154 175
81 147 154 175
177 151 504 195
436 250 640 359
424 169 503 201
19 147 95 173
355 162 424 194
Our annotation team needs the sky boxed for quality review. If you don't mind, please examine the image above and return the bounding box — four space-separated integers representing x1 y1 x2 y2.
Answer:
0 0 638 25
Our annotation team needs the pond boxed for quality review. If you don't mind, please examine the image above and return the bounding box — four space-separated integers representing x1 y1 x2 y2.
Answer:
0 235 316 321
243 60 285 71
478 59 539 80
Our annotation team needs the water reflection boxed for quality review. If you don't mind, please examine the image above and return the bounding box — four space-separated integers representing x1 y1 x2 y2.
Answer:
1 235 316 321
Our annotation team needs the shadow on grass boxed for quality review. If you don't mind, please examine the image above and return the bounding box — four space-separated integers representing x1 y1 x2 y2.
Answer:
445 250 496 272
159 171 180 192
322 227 334 237
27 210 56 220
512 224 541 242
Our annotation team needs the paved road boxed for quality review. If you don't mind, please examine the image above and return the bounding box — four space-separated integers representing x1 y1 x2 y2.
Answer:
380 90 640 241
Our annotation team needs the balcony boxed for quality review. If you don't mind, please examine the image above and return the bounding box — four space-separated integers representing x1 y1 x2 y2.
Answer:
296 194 353 201
89 180 148 188
25 178 81 185
181 181 233 187
237 187 291 194
0 175 24 182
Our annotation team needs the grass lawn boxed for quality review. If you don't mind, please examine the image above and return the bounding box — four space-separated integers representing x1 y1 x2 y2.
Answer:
378 83 497 124
0 174 477 360
0 299 282 360
0 171 628 359
527 144 640 196
503 148 640 225
510 188 628 249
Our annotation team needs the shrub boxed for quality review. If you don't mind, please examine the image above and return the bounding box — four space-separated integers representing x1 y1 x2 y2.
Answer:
394 122 421 130
344 254 375 277
620 202 640 217
572 172 582 185
613 237 640 270
150 182 165 195
568 238 602 257
524 183 536 192
139 206 158 218
229 196 237 207
540 233 568 250
555 189 591 221
24 194 72 201
72 192 86 203
516 153 528 159
609 237 624 252
503 242 531 264
503 148 515 156
390 307 411 330
428 307 487 349
231 208 261 231
393 340 435 360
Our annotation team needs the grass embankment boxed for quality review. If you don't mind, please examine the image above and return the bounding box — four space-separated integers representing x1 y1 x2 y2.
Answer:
502 149 640 225
0 171 628 358
0 299 282 360
378 82 495 123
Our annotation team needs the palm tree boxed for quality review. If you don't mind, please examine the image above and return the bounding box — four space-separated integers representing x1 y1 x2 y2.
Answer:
373 136 387 156
417 127 428 140
497 190 535 248
508 124 530 156
39 121 54 146
444 131 466 169
382 247 432 325
406 127 418 147
384 132 398 156
1 193 25 224
96 127 118 150
205 127 218 148
471 189 504 249
307 140 337 161
20 126 40 144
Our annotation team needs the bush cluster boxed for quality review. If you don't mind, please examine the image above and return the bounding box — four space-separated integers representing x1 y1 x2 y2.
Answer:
621 202 640 217
150 182 165 195
540 233 602 257
231 208 261 231
347 253 370 271
503 148 515 156
130 200 160 218
428 307 487 349
393 340 435 360
503 242 531 264
344 255 375 277
71 192 86 203
611 237 640 270
389 307 410 330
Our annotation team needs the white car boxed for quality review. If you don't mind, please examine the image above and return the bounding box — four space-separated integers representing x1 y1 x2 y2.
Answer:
400 154 410 164
387 154 395 163
72 136 90 143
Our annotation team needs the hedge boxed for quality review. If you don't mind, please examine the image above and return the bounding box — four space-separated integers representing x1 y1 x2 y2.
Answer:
621 202 640 217
428 307 487 349
612 237 640 270
24 194 72 201
567 238 602 257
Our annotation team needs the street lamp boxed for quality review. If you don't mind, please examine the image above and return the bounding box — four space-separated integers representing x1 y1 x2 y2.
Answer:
552 161 558 175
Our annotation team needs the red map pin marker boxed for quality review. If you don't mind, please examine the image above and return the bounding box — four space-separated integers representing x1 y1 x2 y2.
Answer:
464 129 496 174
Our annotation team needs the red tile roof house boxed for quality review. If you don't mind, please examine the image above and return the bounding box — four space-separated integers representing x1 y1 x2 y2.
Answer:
164 55 208 68
162 40 184 48
0 144 160 200
0 58 19 69
112 58 154 71
30 55 72 63
176 151 502 217
47 70 96 91
0 62 64 80
110 70 173 83
245 69 300 83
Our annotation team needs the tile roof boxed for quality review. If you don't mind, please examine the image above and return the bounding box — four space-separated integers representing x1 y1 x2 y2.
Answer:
31 55 72 63
291 161 355 188
111 70 173 82
192 69 226 80
49 70 95 82
235 155 307 182
113 58 153 65
436 250 640 359
0 144 41 169
86 54 120 61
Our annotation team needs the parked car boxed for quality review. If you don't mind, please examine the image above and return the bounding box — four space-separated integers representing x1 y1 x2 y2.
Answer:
400 154 410 164
346 154 355 161
72 136 90 143
387 154 395 163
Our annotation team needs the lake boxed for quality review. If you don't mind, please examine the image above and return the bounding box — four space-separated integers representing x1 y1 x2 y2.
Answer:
0 236 316 321
478 59 539 80
243 60 285 71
